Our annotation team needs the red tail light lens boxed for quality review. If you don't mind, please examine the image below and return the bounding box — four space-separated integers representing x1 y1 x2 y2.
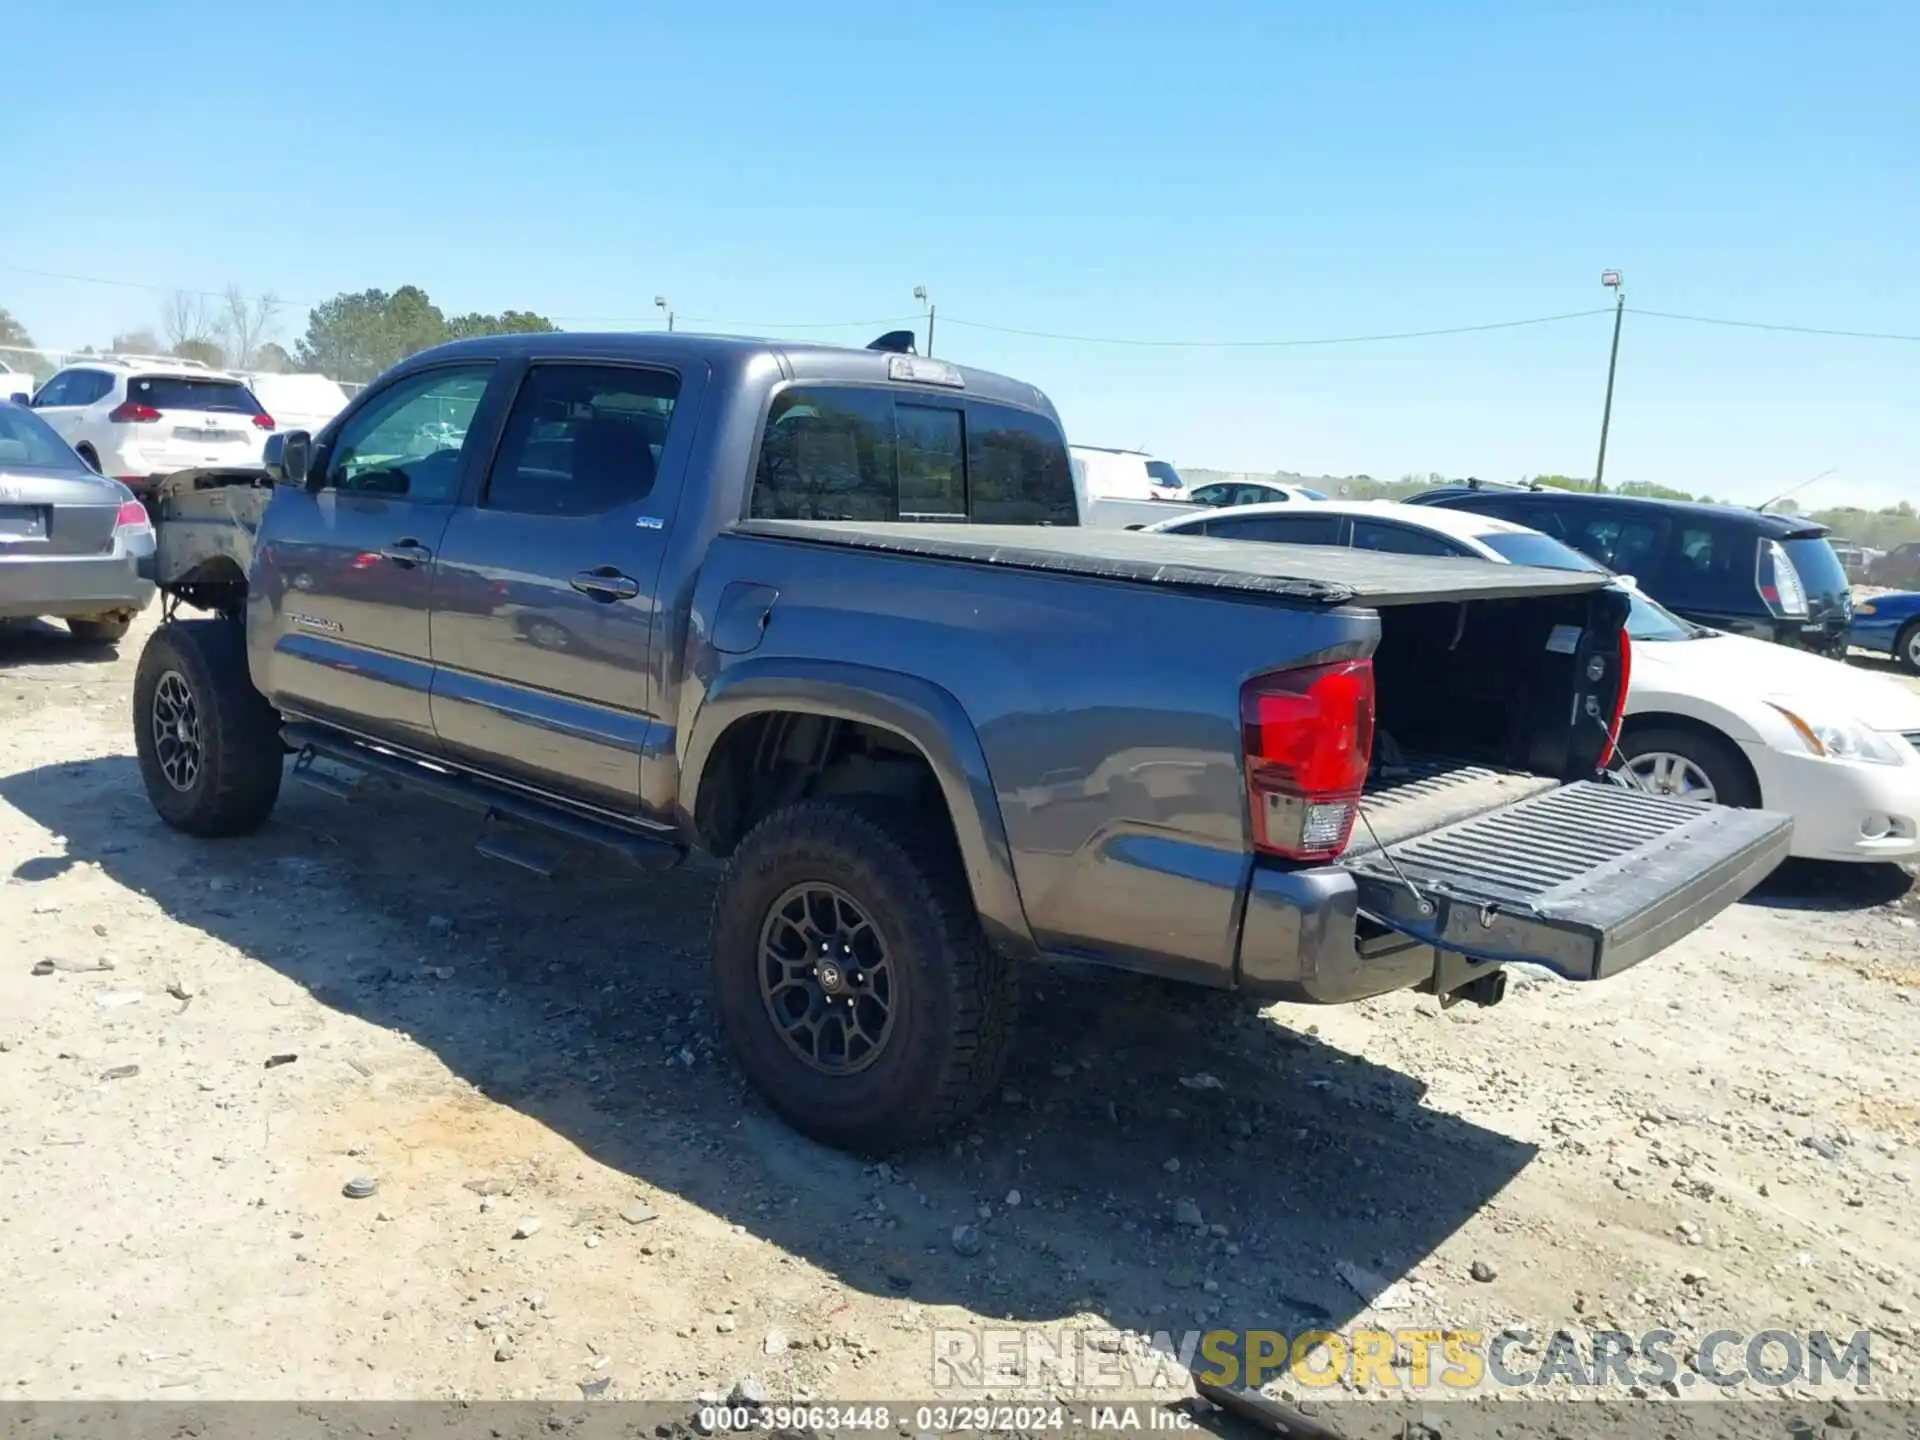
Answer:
1241 658 1376 861
113 500 150 529
253 412 276 430
1603 629 1632 766
107 402 162 424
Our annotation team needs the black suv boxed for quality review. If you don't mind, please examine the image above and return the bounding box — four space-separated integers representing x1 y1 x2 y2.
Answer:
1409 487 1852 657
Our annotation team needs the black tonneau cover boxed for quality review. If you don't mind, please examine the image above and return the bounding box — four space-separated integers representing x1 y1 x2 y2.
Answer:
734 521 1613 607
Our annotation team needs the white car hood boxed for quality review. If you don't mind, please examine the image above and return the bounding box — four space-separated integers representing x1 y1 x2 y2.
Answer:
1634 631 1920 731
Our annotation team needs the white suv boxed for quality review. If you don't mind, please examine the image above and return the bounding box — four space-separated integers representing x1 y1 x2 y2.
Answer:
29 356 275 496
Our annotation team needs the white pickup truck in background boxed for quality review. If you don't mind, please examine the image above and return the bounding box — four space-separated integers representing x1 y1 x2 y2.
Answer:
1070 444 1204 529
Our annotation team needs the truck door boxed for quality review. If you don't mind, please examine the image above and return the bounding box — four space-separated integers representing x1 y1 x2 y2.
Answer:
428 359 702 815
248 362 497 753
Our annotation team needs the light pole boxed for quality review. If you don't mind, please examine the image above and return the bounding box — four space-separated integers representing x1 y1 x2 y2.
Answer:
654 295 673 333
1593 269 1625 492
913 285 934 357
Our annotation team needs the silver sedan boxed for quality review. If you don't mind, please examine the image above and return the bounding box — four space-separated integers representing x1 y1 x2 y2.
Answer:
0 399 156 644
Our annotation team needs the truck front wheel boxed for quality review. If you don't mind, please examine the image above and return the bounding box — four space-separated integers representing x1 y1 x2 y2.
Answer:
711 798 1017 1153
133 619 285 837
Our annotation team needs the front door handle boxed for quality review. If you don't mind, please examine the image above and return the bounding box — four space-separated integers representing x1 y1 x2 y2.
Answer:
381 539 432 567
570 567 640 602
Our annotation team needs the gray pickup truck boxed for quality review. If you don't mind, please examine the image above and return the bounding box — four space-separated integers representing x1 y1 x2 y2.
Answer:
136 332 1791 1151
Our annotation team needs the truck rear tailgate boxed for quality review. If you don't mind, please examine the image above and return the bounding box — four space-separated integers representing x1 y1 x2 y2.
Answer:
1346 781 1792 981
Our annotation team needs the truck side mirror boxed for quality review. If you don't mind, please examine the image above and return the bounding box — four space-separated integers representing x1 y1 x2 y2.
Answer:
264 430 312 488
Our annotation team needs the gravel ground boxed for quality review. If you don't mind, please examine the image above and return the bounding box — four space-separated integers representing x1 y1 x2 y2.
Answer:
2 609 1918 1426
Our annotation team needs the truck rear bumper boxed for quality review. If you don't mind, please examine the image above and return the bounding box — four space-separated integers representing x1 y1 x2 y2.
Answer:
1236 864 1432 1003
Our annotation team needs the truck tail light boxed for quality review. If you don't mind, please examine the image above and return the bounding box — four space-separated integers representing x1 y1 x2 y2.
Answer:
107 402 162 424
1603 629 1631 766
1241 658 1375 861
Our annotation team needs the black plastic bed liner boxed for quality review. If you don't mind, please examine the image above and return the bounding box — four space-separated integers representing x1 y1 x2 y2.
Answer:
734 520 1614 608
1346 779 1793 982
1352 756 1559 853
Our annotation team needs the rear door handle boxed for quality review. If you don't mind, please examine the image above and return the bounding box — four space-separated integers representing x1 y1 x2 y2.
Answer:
570 567 640 602
381 539 432 567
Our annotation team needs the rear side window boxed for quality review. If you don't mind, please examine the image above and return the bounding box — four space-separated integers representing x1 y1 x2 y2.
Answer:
1350 519 1463 556
750 387 1075 525
129 375 265 415
1203 514 1343 544
0 401 80 467
1567 511 1667 579
485 364 680 515
1659 519 1750 606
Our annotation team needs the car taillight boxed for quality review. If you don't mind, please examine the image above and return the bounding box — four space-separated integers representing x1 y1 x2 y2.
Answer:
107 402 162 424
253 412 276 430
1757 539 1808 618
1241 658 1376 861
1603 629 1631 766
348 551 382 570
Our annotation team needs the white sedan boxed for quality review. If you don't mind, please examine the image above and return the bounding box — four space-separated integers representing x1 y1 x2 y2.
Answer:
1151 500 1920 863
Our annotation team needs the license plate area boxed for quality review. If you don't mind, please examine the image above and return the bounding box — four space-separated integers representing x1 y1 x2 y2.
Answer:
0 504 48 541
1348 780 1792 980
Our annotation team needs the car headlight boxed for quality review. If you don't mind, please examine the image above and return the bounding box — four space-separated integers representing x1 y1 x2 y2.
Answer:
1767 704 1905 765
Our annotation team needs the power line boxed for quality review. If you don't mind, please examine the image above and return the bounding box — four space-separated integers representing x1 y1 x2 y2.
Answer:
940 308 1616 348
1630 306 1920 343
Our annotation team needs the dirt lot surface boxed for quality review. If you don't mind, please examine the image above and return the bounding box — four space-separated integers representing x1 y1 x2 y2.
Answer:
3 611 1919 1426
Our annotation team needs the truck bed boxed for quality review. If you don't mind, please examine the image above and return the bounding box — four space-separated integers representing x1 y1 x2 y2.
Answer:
733 520 1612 607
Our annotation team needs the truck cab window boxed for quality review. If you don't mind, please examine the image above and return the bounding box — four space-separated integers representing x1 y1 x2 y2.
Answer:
325 365 492 502
751 388 896 521
486 364 680 515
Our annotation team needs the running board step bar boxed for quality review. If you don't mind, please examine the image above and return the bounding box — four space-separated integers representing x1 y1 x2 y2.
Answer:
281 724 685 871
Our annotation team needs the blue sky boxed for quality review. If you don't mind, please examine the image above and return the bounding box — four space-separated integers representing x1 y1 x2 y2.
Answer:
4 0 1916 506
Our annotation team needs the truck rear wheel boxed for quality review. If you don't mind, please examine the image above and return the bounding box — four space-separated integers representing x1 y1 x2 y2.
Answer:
133 619 285 837
711 798 1017 1153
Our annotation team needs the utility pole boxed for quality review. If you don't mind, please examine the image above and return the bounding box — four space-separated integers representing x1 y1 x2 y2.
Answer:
654 295 674 333
1593 269 1625 492
914 285 934 357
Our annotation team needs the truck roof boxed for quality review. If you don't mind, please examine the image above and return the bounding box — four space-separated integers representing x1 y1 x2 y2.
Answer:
401 332 1057 416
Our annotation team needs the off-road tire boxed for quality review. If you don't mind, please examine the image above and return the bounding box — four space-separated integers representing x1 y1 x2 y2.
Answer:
133 619 284 836
711 798 1017 1153
67 615 132 645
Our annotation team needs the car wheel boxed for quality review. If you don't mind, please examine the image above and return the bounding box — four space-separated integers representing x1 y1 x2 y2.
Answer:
1618 725 1759 808
75 445 102 474
67 615 132 645
526 619 572 651
133 619 285 837
710 798 1017 1153
1896 621 1920 676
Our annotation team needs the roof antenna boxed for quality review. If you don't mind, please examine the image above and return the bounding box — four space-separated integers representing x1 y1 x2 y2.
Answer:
866 329 918 355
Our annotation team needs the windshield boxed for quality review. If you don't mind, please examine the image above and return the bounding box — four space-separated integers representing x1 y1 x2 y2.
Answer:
1626 590 1704 641
1479 530 1608 571
1144 460 1184 490
1782 537 1849 599
1478 527 1704 640
0 399 85 469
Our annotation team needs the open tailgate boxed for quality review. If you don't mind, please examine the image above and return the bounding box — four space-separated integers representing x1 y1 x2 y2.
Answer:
1346 781 1792 981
